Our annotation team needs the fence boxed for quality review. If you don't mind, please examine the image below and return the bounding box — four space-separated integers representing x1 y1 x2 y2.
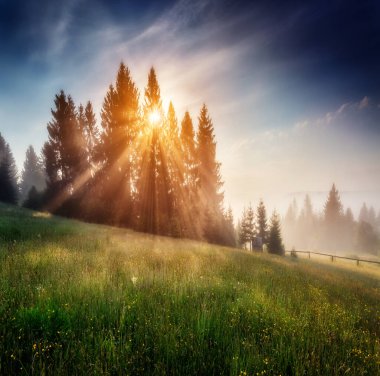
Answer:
285 250 380 266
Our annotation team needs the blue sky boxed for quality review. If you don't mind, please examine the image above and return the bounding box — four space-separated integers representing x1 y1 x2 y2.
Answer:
1 0 380 217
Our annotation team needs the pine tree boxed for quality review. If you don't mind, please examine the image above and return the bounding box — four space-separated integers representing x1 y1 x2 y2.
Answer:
165 102 184 236
180 111 199 238
223 206 236 246
137 67 167 234
98 62 140 225
20 145 46 203
324 184 343 224
359 203 369 223
268 211 285 255
368 206 376 227
238 207 248 248
43 90 88 214
298 194 316 249
256 199 268 245
323 184 344 251
245 203 255 250
84 101 99 167
197 104 224 243
0 133 18 204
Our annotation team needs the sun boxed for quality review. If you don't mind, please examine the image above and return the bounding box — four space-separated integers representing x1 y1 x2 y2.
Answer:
148 109 161 126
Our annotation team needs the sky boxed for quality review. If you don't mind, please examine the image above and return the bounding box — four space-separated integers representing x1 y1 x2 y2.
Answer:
1 0 380 219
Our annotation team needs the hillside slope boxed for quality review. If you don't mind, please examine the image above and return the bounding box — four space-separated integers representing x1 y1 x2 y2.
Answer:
0 204 379 375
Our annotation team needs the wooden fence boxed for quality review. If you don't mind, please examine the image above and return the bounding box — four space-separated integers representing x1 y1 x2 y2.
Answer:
285 250 380 266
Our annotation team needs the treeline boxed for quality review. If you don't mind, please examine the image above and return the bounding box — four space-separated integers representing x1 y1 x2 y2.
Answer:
283 184 380 255
237 200 285 255
0 63 235 246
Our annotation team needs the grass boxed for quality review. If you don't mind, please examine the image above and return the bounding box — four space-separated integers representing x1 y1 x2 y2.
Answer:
0 203 379 375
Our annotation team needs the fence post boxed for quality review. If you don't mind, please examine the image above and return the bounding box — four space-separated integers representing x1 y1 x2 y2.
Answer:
308 251 310 259
356 259 359 266
331 255 334 262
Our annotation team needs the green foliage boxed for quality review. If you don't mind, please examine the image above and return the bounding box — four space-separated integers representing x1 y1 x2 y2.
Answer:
267 210 285 255
0 133 18 204
256 199 268 244
20 145 46 202
0 205 379 375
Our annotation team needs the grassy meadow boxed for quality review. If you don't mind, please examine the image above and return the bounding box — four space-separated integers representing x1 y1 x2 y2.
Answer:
0 203 379 375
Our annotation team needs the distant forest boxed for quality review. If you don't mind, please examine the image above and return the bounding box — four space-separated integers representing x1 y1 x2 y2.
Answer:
237 184 380 256
0 63 235 246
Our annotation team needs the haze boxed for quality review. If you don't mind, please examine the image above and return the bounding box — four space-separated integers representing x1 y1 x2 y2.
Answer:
1 0 380 218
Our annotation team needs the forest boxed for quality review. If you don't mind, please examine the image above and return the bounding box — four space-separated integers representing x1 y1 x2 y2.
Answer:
1 63 379 255
0 63 235 246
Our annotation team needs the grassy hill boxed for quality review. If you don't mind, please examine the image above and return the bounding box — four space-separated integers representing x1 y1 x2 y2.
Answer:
0 204 379 375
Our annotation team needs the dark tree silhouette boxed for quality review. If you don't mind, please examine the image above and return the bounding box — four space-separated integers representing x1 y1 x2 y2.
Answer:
268 211 285 255
0 133 18 204
42 90 88 214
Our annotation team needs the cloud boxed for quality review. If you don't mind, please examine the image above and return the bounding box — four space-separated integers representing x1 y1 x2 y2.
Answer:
358 96 369 109
293 96 372 130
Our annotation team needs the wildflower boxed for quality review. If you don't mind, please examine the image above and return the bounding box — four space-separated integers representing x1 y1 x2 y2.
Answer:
131 276 138 285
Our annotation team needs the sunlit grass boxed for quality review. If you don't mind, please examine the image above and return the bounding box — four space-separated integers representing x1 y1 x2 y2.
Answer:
0 203 379 375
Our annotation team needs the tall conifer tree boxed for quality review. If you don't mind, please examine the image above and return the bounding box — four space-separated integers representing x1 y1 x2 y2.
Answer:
0 133 18 204
196 104 224 243
20 145 45 202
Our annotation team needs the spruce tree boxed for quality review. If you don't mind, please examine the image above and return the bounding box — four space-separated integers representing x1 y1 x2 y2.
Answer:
138 67 167 234
238 207 248 248
324 184 343 224
359 203 369 223
20 145 45 203
256 199 268 245
268 211 285 255
0 134 18 204
180 111 199 238
99 62 140 225
323 184 344 251
43 90 88 214
196 104 224 243
165 102 184 236
223 206 236 247
245 203 255 250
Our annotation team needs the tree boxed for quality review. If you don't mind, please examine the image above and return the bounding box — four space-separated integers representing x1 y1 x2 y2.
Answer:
323 184 344 251
356 221 379 255
359 203 369 223
0 133 18 204
283 198 298 250
324 184 343 224
222 206 236 247
20 145 45 203
197 104 224 243
180 111 199 238
298 194 317 249
238 207 248 248
267 211 285 255
42 90 88 214
165 102 184 236
23 186 43 210
245 203 255 250
368 206 376 227
256 199 268 245
98 62 140 226
137 67 166 234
